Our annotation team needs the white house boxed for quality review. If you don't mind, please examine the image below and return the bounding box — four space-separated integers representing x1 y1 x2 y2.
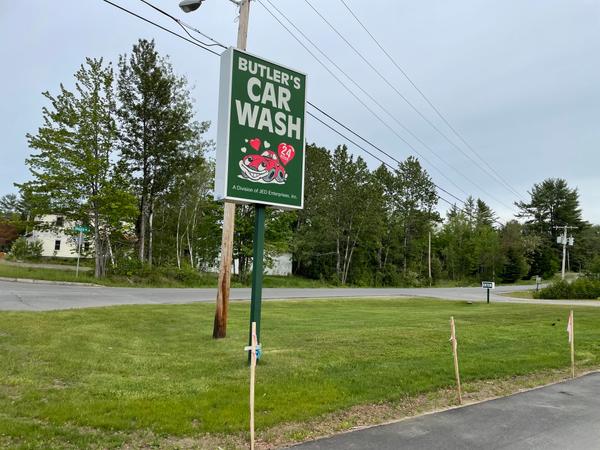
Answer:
26 214 89 258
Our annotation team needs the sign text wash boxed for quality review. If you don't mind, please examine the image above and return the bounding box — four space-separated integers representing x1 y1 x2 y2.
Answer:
235 56 303 140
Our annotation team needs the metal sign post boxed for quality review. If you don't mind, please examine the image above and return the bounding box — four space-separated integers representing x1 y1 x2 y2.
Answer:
482 281 495 304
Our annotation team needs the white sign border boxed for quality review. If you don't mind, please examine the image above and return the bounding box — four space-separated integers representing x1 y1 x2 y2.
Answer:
214 47 307 211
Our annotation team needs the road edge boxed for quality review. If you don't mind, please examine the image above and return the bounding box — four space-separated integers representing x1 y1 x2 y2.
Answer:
0 276 101 287
287 369 600 448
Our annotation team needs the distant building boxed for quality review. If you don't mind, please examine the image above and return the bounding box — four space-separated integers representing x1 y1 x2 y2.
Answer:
264 253 293 276
25 214 89 258
207 252 294 276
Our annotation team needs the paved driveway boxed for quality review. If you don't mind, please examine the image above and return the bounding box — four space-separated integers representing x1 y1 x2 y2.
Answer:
0 280 596 311
292 372 600 450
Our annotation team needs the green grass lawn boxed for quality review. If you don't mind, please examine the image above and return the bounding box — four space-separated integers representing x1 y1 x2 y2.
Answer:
1 298 600 448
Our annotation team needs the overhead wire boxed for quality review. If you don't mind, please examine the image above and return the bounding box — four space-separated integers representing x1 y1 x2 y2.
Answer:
137 0 227 49
337 0 524 201
101 0 221 55
308 111 462 209
257 0 514 211
301 0 521 206
255 0 481 202
257 0 471 199
99 0 505 226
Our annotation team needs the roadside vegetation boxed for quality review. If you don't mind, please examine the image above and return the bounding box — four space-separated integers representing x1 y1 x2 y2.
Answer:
1 298 599 448
0 39 598 289
0 262 333 288
535 278 600 300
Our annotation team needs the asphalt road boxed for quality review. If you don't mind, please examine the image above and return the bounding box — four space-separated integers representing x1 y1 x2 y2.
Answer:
292 372 600 450
0 280 596 311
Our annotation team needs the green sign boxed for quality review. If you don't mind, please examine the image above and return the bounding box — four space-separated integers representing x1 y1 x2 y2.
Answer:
74 226 90 233
215 48 307 209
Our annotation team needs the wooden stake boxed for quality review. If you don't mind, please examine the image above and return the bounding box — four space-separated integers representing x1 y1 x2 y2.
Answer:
450 316 462 404
569 310 575 379
244 321 258 450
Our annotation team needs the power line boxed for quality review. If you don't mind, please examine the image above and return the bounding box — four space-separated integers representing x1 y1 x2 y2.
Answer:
99 0 505 226
132 0 510 213
302 0 522 204
257 0 471 199
308 108 504 227
137 0 227 49
308 111 456 208
255 0 477 202
101 0 221 56
307 102 465 205
337 0 524 201
257 0 514 211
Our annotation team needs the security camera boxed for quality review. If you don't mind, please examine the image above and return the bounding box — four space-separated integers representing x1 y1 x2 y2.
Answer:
179 0 204 13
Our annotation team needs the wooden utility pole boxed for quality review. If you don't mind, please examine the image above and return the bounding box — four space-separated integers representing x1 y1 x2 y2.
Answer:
213 0 250 339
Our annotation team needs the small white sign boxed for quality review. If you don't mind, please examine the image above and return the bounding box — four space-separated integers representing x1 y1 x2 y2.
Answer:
482 281 495 289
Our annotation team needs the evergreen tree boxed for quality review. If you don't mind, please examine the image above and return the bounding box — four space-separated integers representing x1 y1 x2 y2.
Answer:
117 39 197 265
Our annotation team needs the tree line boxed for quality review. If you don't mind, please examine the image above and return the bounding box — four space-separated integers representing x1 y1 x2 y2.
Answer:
2 39 598 285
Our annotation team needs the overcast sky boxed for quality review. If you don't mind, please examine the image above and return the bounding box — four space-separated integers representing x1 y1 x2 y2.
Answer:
1 0 598 223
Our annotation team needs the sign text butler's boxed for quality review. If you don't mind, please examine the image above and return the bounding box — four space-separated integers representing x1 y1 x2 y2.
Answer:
215 48 307 209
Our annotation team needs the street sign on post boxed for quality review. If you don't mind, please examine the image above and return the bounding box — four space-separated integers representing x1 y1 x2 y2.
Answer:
215 47 307 359
215 47 307 210
73 225 89 278
482 281 495 304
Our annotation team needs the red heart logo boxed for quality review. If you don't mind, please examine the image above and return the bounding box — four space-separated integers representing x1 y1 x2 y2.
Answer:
278 143 295 166
249 138 261 151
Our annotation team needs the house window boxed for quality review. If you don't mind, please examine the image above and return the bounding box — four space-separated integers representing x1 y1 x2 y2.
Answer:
54 240 61 251
56 216 64 227
84 242 90 252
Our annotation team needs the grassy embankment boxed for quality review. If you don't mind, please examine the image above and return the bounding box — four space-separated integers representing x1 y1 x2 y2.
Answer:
0 263 331 288
1 298 600 448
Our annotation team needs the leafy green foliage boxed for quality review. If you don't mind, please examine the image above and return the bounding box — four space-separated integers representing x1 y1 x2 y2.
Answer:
534 278 600 299
9 237 42 261
22 58 137 277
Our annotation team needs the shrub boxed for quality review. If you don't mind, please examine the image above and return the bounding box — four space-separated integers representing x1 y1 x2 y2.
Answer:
9 237 43 261
534 278 600 299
